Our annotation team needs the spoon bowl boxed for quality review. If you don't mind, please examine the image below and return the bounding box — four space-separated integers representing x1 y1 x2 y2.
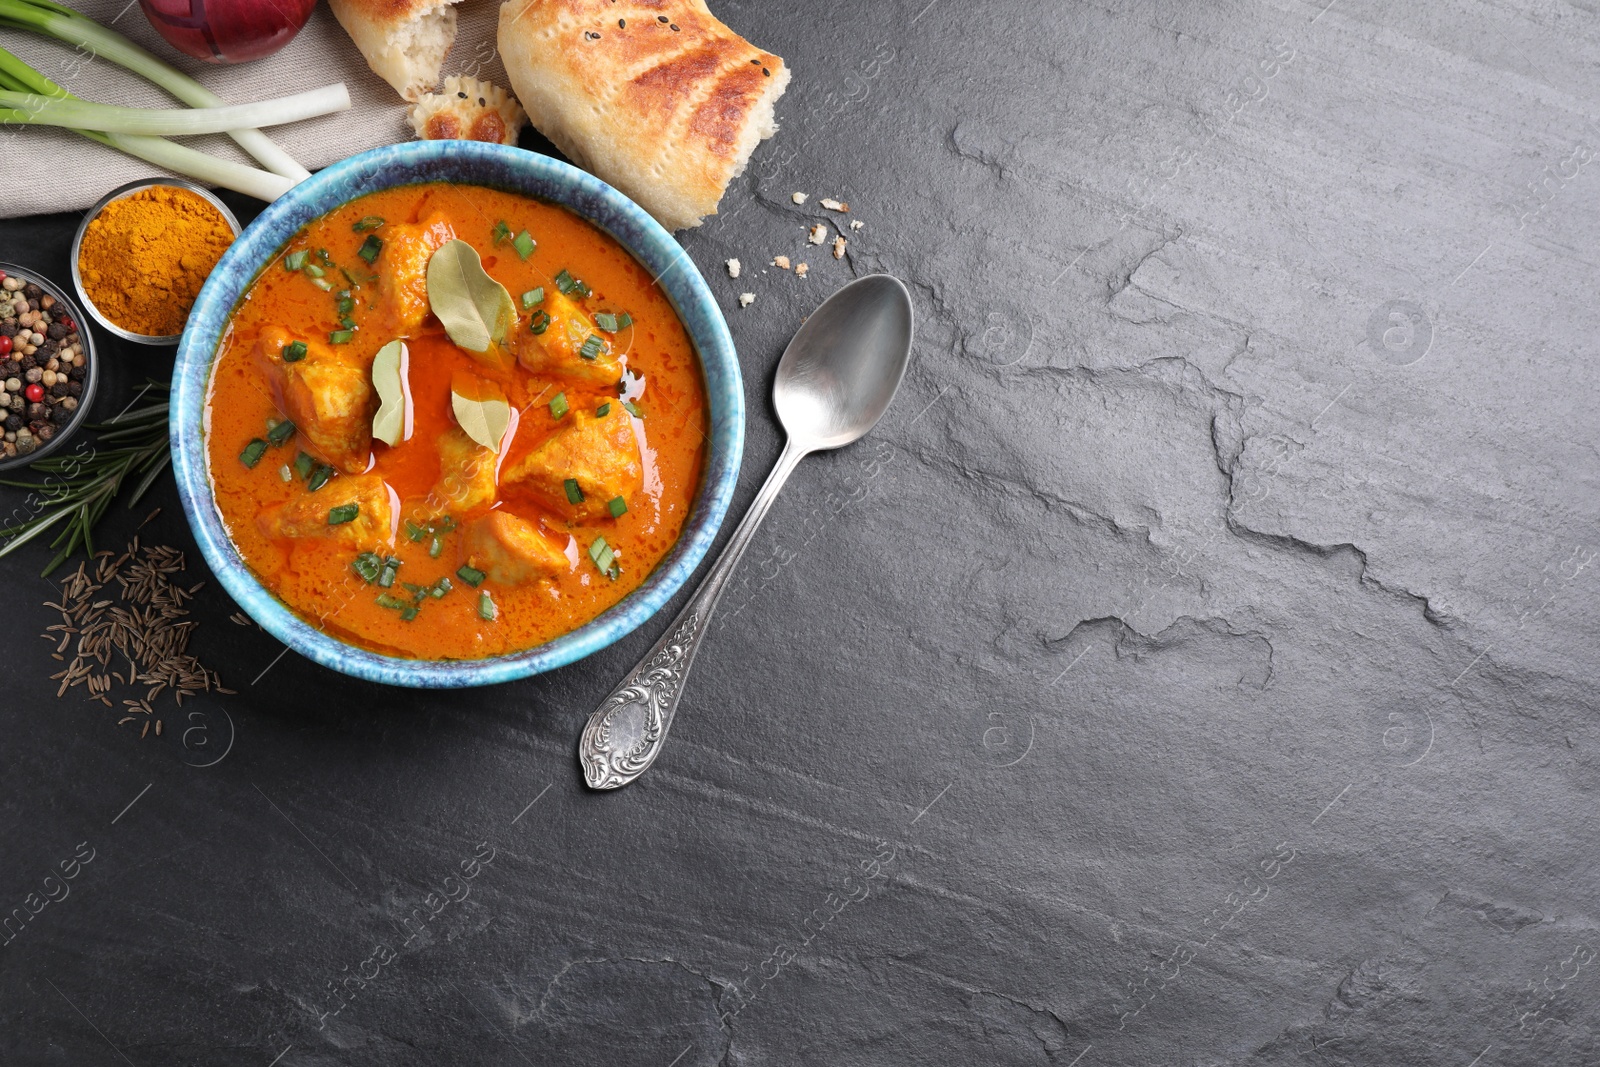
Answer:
775 274 915 451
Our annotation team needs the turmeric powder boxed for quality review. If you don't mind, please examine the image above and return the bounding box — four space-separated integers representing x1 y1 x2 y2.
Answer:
78 186 235 338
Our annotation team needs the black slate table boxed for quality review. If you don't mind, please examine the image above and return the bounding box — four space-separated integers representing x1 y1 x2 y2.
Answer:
3 1 1599 1064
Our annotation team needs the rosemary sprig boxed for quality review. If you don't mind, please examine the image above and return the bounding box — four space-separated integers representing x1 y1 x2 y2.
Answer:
0 381 172 576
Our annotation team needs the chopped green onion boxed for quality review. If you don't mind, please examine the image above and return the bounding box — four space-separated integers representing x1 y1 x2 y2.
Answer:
588 536 619 579
283 250 308 271
528 310 552 335
432 515 457 533
281 340 308 362
353 216 384 232
327 503 359 525
338 296 355 315
594 311 631 333
491 220 511 245
239 439 267 468
428 535 443 558
377 556 401 587
307 464 335 492
405 520 425 543
328 329 354 344
549 392 568 418
607 496 628 518
430 577 451 597
578 335 605 361
351 552 382 582
267 419 296 446
310 277 333 291
596 402 611 417
357 234 383 263
623 400 643 418
512 230 536 260
339 315 357 330
456 564 486 587
478 591 497 621
520 286 544 310
554 269 590 297
375 593 409 610
316 248 333 265
340 267 362 288
294 451 315 480
400 605 420 621
564 478 584 504
303 263 325 278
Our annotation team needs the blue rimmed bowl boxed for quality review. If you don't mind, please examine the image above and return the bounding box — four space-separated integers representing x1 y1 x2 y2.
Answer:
170 141 744 688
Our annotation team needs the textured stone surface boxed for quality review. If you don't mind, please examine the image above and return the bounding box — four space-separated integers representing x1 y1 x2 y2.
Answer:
2 0 1598 1063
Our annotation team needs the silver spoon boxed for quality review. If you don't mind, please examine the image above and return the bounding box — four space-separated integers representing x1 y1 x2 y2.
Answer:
579 274 915 789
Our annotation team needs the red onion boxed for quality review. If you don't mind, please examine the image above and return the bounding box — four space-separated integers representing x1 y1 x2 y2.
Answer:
140 0 318 65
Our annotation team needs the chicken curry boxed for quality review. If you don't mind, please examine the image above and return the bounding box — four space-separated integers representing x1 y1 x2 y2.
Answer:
205 183 709 660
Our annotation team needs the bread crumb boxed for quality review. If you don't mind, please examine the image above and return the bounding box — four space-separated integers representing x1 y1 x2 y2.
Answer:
408 76 527 146
773 255 791 270
738 292 756 307
850 220 864 231
791 192 808 204
726 258 741 278
807 224 828 245
795 263 809 278
821 198 849 212
832 236 847 259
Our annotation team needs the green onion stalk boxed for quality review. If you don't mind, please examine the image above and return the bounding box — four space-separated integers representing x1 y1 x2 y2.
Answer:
0 82 351 135
0 45 295 201
0 0 310 180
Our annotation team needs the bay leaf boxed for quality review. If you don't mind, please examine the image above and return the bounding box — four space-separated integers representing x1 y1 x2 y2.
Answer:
426 239 515 356
450 371 510 453
370 339 411 446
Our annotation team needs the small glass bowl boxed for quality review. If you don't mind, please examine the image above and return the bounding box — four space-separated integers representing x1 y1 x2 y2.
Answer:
0 263 100 472
69 178 242 345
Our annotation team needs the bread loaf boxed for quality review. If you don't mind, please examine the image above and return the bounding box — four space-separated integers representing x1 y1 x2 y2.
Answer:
497 0 790 231
328 0 464 101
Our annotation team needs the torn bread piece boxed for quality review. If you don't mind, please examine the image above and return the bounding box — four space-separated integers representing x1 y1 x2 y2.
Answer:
410 76 528 145
497 0 790 231
328 0 463 101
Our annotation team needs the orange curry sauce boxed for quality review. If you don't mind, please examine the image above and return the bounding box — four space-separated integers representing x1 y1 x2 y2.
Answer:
205 183 708 659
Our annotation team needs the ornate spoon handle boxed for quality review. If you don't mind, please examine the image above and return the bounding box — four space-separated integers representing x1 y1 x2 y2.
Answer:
579 440 808 789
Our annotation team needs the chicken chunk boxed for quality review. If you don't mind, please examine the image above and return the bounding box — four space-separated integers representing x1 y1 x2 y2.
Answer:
426 427 498 517
462 512 570 585
258 474 395 550
515 285 622 385
374 213 455 336
252 326 373 474
502 408 642 520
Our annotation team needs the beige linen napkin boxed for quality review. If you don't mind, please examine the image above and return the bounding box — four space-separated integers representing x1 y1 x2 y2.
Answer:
0 0 510 218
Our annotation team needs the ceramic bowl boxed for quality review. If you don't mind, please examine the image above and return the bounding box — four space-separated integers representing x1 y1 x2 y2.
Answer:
170 142 744 687
70 178 242 345
0 263 99 473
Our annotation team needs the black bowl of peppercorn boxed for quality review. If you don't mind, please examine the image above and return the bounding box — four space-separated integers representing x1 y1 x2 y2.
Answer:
0 264 99 471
